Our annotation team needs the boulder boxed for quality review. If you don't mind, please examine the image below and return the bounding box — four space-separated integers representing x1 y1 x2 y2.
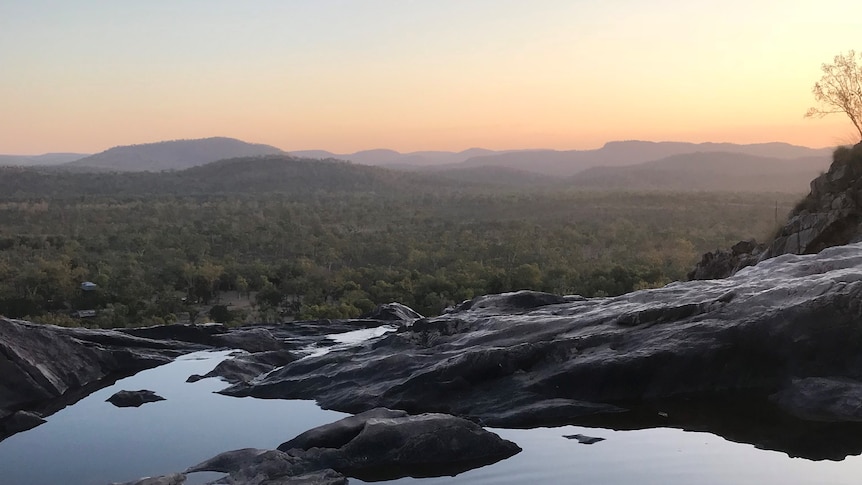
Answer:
106 390 166 408
278 407 408 451
175 410 519 483
186 448 342 484
280 410 521 481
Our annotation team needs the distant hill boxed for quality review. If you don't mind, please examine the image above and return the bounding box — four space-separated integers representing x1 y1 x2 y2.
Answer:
67 137 285 171
565 152 830 192
0 153 89 166
289 147 504 168
0 155 468 198
456 141 833 177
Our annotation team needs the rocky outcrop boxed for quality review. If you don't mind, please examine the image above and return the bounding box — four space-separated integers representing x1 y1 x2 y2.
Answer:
763 143 862 259
689 143 862 280
688 239 766 280
106 390 166 407
0 318 193 431
220 246 862 451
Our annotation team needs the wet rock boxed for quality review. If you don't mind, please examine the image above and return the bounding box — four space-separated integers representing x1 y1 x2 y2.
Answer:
0 410 46 435
362 303 423 321
282 411 521 481
0 317 188 433
563 433 605 444
222 243 862 435
447 290 574 313
187 448 342 484
187 350 296 384
278 407 408 451
107 390 166 408
772 377 862 422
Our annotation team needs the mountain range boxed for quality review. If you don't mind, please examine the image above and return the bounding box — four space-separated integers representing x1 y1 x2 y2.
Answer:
0 137 838 193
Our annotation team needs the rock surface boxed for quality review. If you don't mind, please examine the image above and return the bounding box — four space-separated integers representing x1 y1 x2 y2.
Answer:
689 144 862 280
178 409 519 484
362 302 423 321
688 239 766 280
763 143 862 259
221 245 862 439
106 389 166 407
0 317 192 433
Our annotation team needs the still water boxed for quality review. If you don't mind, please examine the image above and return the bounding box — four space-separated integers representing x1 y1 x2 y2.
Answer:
2 350 862 485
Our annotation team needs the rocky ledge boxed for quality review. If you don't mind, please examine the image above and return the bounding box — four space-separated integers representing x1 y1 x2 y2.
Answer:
0 318 197 439
220 243 862 459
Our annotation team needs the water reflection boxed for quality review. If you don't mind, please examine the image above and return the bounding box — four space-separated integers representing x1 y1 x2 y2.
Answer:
3 350 862 485
0 351 347 485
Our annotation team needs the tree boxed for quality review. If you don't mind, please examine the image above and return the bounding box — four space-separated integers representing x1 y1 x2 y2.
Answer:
806 50 862 141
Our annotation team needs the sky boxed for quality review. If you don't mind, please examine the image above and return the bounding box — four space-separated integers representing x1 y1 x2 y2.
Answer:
1 0 861 154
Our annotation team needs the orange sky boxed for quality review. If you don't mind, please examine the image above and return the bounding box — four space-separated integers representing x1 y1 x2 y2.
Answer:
1 1 860 154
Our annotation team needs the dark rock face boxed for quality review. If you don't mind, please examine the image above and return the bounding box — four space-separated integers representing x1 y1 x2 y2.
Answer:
221 246 862 446
0 318 190 431
764 144 862 259
106 390 166 408
688 239 766 280
690 144 862 279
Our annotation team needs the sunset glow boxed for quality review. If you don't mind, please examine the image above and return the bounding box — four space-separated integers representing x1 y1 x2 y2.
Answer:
2 0 861 154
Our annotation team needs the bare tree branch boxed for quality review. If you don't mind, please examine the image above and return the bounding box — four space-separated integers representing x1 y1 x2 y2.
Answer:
806 50 862 142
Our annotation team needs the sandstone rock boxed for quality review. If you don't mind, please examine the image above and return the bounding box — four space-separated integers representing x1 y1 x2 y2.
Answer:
106 390 166 408
688 239 766 280
0 317 189 436
187 448 341 484
281 411 521 481
222 243 862 436
187 350 296 384
277 407 408 451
